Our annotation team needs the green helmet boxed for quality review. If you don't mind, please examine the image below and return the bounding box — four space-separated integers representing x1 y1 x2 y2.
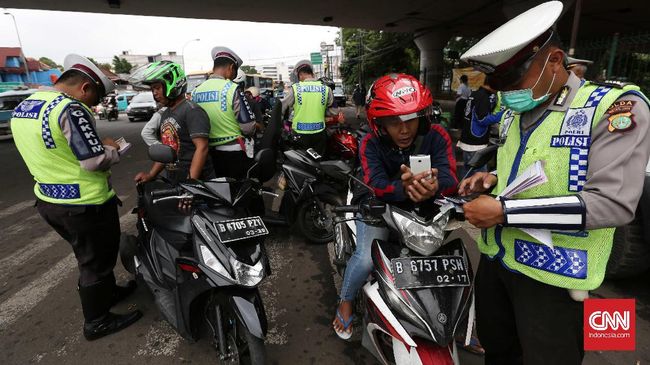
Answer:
130 60 187 99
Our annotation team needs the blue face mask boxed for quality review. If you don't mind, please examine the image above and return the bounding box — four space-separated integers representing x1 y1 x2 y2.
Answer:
501 54 556 113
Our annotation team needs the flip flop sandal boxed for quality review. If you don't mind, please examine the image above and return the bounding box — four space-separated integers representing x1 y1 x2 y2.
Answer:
333 308 354 340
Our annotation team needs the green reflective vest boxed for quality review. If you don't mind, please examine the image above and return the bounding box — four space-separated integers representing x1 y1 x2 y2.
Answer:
11 91 114 205
291 81 329 134
192 78 240 146
482 82 646 290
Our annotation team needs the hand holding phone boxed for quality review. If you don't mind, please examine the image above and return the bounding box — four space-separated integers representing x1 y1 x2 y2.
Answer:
409 154 431 178
115 137 132 155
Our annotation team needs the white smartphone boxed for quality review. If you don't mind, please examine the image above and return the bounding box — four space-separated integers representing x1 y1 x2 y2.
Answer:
115 137 132 155
409 154 431 177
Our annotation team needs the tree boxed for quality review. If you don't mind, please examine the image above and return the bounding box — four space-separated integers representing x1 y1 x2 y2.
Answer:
86 56 112 71
240 65 258 74
339 28 419 90
112 56 133 74
39 57 62 70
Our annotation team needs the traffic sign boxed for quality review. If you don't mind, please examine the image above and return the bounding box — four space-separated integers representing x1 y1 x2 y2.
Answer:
310 52 322 65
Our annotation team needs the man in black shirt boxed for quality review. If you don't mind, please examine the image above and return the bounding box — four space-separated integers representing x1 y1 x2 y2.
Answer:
132 61 215 183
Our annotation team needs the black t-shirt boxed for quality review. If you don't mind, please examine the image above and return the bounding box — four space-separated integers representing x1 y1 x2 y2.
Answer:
460 87 495 146
159 99 215 180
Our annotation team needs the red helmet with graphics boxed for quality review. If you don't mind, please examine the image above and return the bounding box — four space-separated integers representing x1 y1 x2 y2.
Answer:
366 73 433 137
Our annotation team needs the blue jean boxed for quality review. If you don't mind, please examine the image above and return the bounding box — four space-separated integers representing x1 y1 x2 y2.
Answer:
339 219 389 301
461 150 488 178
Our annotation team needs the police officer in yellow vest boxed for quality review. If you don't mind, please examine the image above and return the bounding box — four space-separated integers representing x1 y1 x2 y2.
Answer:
281 60 341 155
11 54 142 340
192 46 256 179
458 2 650 364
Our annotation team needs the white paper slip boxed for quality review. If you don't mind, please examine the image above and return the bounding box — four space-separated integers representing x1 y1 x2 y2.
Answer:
499 160 548 198
115 137 132 155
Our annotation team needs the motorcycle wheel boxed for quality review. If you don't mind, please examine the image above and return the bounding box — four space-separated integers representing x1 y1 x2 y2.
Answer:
119 233 138 275
210 301 266 365
297 195 341 244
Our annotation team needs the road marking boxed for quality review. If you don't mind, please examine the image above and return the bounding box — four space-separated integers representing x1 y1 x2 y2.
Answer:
0 253 76 331
0 200 132 282
0 212 136 331
135 321 182 357
0 200 33 220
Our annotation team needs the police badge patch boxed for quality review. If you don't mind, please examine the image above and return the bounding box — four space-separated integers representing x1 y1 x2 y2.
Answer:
12 99 46 119
606 100 636 133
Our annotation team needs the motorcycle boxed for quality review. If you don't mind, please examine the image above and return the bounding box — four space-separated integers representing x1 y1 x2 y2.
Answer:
266 148 351 244
330 148 498 364
120 144 276 364
106 104 118 121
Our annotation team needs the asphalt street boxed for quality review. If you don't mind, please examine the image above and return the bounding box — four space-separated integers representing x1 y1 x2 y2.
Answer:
0 105 648 364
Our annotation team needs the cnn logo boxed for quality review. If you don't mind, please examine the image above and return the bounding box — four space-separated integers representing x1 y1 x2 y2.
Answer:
588 310 630 331
584 298 635 351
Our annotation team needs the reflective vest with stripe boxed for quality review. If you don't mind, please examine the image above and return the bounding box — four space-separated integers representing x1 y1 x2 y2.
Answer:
291 81 328 134
10 91 114 205
192 78 240 146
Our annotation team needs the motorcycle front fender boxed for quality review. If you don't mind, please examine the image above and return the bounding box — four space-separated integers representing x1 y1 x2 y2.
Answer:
228 290 267 339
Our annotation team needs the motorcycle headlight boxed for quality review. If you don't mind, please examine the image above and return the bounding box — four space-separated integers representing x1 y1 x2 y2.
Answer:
230 257 265 287
199 244 234 280
391 209 448 256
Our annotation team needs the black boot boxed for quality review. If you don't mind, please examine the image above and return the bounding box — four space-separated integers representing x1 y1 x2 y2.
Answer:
104 272 138 307
111 280 137 307
79 279 143 341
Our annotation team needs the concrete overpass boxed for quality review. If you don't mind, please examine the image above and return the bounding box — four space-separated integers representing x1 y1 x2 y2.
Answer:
1 0 647 89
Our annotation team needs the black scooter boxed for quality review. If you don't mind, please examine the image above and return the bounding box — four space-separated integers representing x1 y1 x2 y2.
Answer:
120 144 276 365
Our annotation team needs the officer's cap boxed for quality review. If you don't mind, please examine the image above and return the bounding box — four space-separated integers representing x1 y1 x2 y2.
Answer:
211 46 242 68
294 60 313 75
460 1 564 89
566 56 593 68
62 54 116 98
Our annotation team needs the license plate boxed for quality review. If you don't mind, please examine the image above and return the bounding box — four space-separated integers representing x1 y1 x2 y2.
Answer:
214 216 269 243
391 255 470 289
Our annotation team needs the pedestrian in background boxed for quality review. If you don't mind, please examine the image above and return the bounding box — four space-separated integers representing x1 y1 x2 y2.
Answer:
10 54 142 341
352 83 366 119
453 74 471 129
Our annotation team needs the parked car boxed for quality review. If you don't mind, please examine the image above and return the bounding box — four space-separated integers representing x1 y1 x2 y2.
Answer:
333 82 346 107
126 92 157 122
0 88 39 140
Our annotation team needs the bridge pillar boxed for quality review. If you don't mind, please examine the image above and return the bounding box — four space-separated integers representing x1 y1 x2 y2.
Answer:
414 31 450 94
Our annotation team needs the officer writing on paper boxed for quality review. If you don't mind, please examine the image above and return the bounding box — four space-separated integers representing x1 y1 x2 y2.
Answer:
11 54 142 341
457 2 650 364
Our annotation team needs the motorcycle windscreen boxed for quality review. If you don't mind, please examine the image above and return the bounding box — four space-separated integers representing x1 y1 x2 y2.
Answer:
371 239 474 347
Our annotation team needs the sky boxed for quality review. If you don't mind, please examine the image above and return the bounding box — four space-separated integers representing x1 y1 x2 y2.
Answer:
0 8 340 72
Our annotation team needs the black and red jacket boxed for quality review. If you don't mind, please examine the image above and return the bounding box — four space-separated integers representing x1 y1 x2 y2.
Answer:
353 125 458 209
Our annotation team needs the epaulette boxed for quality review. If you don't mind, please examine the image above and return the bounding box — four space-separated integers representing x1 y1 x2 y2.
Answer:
588 80 631 89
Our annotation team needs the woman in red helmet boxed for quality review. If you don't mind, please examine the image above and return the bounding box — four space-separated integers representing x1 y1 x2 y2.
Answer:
333 73 458 339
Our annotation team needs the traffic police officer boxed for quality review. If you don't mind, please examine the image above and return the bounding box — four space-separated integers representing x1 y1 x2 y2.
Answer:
11 54 142 340
566 56 593 80
192 46 256 179
281 59 341 155
458 2 650 363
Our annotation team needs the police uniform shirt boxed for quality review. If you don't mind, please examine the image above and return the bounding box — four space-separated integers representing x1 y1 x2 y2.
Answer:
280 78 337 121
208 74 256 137
517 72 650 229
49 89 120 171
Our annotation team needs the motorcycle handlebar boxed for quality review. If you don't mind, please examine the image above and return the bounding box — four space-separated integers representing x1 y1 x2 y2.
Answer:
150 188 179 199
333 205 359 213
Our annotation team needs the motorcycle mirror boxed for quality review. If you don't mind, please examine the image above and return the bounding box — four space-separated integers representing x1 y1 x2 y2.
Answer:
148 143 177 164
467 145 498 169
348 173 376 197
